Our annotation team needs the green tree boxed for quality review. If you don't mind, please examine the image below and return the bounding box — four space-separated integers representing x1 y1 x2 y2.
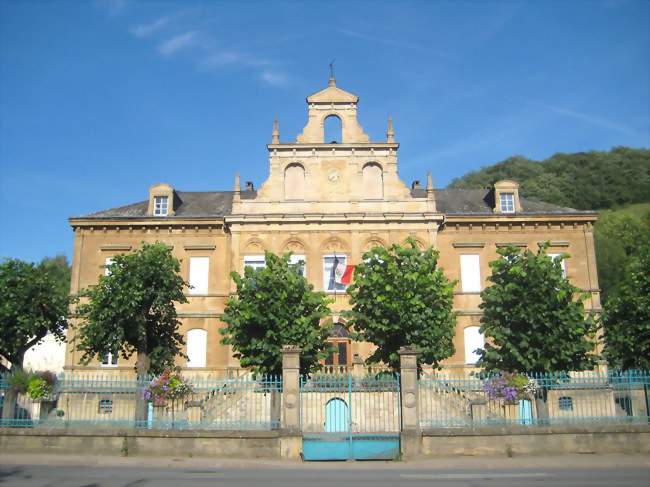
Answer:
221 251 332 376
0 256 71 421
76 242 187 376
478 244 597 372
603 244 650 370
345 239 457 371
594 208 650 300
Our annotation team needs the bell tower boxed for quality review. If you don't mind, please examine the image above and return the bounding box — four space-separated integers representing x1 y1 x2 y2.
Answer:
295 74 370 144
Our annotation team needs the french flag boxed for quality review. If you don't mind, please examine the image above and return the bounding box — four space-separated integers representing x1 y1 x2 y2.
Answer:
331 255 355 286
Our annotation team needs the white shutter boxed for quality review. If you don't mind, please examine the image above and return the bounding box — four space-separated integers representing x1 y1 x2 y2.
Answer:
186 329 207 368
104 257 114 276
464 326 485 364
548 253 567 277
460 254 481 292
244 255 266 271
289 254 306 276
189 257 209 295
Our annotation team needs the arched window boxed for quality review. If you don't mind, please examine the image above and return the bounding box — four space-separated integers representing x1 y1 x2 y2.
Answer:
464 326 485 365
284 163 305 200
324 115 342 143
187 328 207 368
362 163 383 199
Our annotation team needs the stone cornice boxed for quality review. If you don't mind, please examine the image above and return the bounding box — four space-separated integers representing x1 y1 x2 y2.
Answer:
443 213 597 224
225 212 444 225
267 143 399 150
69 217 225 228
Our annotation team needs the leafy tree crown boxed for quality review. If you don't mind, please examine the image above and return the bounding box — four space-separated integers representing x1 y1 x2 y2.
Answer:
345 238 457 371
603 243 650 370
75 242 187 375
220 251 332 376
478 243 597 373
0 256 71 368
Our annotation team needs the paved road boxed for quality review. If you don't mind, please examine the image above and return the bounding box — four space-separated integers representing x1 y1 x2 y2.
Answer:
0 455 648 487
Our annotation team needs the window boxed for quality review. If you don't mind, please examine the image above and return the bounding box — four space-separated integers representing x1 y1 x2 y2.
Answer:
325 340 349 366
460 254 481 292
101 352 118 367
463 326 485 365
153 196 169 216
243 255 266 271
284 164 305 200
500 193 515 213
289 254 306 276
324 115 342 143
323 255 347 292
186 328 207 368
98 399 113 414
558 396 573 411
189 257 209 295
104 257 114 276
362 163 383 199
548 253 567 277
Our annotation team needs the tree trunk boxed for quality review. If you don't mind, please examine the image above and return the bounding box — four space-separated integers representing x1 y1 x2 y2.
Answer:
2 359 24 425
134 350 150 427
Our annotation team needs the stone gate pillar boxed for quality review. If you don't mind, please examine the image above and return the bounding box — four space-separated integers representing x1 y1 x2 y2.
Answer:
399 346 421 459
280 345 302 459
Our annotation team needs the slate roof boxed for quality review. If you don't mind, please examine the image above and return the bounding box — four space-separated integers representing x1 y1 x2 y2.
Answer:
77 191 234 219
431 188 593 215
75 188 592 220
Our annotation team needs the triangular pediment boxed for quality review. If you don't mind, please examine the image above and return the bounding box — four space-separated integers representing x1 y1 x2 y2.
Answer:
307 83 358 103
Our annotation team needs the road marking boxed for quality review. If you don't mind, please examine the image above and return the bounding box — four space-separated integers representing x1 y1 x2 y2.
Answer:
401 472 549 480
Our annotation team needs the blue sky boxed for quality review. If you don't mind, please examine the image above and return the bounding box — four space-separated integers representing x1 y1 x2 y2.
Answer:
1 0 648 263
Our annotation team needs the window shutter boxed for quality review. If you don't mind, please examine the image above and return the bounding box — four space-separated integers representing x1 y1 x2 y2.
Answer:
464 326 485 364
189 257 209 295
460 254 481 292
187 329 207 368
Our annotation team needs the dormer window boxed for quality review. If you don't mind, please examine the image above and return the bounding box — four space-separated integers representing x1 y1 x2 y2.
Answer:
500 193 515 213
154 196 169 216
494 180 521 214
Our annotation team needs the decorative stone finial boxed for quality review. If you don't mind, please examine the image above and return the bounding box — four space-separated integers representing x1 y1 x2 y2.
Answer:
328 59 336 87
234 172 241 192
427 171 433 191
272 116 279 144
387 115 395 143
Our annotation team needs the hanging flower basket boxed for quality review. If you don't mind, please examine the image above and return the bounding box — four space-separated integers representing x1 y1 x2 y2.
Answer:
483 372 538 404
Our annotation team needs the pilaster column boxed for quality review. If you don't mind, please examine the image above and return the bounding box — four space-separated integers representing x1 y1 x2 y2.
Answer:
399 346 421 459
281 345 301 431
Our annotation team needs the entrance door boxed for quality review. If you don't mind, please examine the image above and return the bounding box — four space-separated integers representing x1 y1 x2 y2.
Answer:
325 398 348 433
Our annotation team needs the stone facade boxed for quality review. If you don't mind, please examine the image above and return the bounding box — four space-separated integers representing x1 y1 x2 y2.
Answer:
66 77 600 376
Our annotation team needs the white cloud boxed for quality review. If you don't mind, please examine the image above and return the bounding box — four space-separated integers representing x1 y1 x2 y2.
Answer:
131 16 171 38
157 31 197 56
98 0 127 18
260 70 289 87
202 51 270 69
542 104 638 137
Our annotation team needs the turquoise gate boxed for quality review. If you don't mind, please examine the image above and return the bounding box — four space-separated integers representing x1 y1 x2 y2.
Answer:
300 373 400 461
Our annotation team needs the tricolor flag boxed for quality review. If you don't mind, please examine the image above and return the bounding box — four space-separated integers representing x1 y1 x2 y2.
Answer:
329 255 356 289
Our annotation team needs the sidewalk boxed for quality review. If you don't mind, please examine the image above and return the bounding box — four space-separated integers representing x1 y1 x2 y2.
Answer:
1 452 649 470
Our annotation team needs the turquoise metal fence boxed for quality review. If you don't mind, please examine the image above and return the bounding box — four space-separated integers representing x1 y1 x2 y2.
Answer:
0 373 282 430
419 370 650 428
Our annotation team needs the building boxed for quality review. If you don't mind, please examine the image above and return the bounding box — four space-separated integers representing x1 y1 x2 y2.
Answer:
65 76 600 376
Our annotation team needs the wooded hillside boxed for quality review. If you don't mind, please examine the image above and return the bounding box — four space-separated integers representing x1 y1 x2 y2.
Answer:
447 147 650 300
448 147 650 211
